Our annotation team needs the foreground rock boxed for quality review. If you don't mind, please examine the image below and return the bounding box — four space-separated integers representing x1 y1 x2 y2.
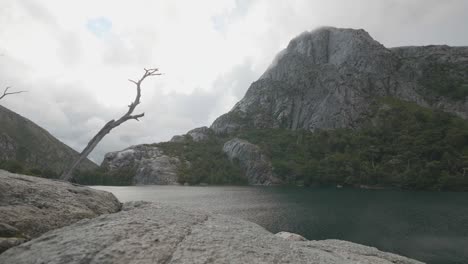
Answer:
0 170 121 253
101 145 180 185
0 201 423 264
275 231 308 241
223 138 280 185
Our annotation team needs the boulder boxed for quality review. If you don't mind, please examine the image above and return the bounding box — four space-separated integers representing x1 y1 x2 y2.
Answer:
0 170 121 253
101 145 180 185
0 201 423 264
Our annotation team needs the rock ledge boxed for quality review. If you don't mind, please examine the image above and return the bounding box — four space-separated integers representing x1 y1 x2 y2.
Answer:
0 170 121 253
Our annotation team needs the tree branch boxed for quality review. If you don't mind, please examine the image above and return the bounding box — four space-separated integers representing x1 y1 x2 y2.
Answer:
0 86 27 101
61 68 160 181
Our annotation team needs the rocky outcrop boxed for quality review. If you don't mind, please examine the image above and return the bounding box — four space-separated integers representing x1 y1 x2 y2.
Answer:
0 201 423 264
170 135 188 143
0 105 97 174
186 126 213 142
101 145 180 185
0 170 121 253
223 138 280 185
104 127 215 185
170 126 214 143
211 27 468 134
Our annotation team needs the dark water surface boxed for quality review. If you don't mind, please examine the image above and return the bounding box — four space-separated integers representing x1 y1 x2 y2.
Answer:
92 185 468 264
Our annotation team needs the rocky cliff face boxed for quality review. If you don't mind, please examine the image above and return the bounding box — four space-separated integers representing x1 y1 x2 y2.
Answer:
211 27 468 134
223 138 280 185
101 145 180 185
102 126 216 185
0 105 98 174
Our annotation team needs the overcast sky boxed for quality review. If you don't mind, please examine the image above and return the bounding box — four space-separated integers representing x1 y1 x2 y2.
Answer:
1 0 467 163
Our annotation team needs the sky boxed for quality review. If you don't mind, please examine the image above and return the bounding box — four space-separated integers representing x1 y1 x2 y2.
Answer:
0 0 467 163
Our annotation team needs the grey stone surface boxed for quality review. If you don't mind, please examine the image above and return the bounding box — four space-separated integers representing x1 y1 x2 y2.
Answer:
275 231 308 241
0 170 121 253
101 145 180 185
186 126 213 142
0 237 26 253
0 105 98 174
223 138 280 185
211 27 468 134
170 127 214 143
0 223 20 238
0 201 423 264
170 135 187 143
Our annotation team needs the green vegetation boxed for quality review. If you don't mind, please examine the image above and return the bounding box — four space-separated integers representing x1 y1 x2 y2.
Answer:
0 160 25 174
420 62 468 100
0 159 132 185
156 137 246 185
2 136 246 186
0 160 60 178
73 168 133 186
66 98 468 190
237 98 468 190
0 105 98 176
3 97 467 191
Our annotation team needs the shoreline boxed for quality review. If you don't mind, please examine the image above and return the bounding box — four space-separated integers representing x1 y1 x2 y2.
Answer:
89 182 466 193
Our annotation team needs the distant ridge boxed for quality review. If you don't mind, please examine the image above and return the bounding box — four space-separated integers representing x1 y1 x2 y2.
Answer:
0 105 97 175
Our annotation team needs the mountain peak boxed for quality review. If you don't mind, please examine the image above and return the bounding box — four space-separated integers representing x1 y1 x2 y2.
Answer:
287 27 377 59
213 27 468 134
261 27 396 80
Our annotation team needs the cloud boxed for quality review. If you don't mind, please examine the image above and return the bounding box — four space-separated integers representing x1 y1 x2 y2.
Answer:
0 0 467 164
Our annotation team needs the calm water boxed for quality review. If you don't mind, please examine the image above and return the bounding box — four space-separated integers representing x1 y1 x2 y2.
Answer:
92 185 468 264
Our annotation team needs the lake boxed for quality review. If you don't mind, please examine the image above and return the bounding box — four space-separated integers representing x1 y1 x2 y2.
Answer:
92 185 468 264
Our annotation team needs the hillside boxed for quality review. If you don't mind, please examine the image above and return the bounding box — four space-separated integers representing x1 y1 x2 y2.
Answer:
94 27 468 190
0 105 98 177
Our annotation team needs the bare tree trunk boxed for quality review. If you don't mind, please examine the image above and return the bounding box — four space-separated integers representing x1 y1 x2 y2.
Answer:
0 86 26 101
61 68 161 181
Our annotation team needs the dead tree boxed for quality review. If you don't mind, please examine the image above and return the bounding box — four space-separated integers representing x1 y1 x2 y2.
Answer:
61 68 161 181
0 86 26 101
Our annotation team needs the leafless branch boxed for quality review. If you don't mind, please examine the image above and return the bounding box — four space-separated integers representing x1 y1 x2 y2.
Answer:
0 86 27 101
61 68 161 181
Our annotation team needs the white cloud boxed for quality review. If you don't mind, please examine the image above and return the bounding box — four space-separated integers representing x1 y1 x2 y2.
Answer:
0 0 467 163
